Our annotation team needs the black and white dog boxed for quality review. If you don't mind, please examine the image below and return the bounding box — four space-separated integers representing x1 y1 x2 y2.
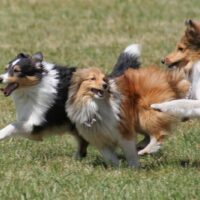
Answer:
0 52 88 158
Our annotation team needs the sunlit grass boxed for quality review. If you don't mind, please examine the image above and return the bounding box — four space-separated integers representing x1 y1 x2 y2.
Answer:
0 0 200 199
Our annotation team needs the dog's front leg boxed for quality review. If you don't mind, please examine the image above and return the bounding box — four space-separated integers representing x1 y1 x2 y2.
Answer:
99 147 119 167
0 122 32 140
151 99 200 118
119 139 139 168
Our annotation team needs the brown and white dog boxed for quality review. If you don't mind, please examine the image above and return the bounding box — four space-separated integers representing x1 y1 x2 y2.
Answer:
66 44 189 167
152 20 200 118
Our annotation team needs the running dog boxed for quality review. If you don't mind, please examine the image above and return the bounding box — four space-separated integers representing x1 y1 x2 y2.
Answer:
0 52 88 158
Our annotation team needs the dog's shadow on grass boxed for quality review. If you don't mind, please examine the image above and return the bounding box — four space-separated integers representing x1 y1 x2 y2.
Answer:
28 147 200 170
88 152 200 170
178 159 200 168
140 152 200 170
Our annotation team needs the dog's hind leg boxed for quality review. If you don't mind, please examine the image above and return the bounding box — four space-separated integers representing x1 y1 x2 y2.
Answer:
138 135 164 155
137 134 150 151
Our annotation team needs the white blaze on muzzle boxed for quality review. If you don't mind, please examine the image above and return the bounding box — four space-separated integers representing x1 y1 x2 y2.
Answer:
0 72 9 83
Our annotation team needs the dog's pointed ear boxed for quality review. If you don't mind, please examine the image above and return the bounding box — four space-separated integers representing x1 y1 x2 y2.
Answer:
185 19 200 34
32 52 46 73
72 70 83 84
32 52 43 62
185 19 194 27
17 53 29 58
70 69 85 93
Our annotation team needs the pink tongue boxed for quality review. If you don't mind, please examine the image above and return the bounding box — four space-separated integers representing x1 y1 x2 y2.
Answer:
3 83 18 97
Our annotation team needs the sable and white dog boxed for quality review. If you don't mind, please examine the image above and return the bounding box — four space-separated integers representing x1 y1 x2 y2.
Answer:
66 44 189 167
0 52 88 158
152 20 200 118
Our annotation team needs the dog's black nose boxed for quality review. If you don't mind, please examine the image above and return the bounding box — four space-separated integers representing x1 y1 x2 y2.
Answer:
103 83 108 90
0 77 3 83
161 58 165 64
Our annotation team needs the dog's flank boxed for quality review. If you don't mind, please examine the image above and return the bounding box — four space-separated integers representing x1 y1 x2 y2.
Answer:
116 67 189 155
0 52 88 158
109 44 141 77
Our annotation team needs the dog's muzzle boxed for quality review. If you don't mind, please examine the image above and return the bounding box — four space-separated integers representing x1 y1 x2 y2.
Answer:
1 82 19 97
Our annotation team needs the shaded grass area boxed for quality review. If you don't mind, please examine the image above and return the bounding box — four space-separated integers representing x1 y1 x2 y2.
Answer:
0 0 200 199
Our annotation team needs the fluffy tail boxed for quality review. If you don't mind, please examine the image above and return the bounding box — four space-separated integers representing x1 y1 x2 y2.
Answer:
109 44 141 77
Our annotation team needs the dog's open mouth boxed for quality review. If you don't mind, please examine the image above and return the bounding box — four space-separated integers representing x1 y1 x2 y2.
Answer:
167 60 189 69
167 61 180 68
0 83 19 97
91 88 104 98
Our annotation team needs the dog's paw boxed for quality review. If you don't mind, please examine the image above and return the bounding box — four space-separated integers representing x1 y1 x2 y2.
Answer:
151 103 163 112
151 102 174 113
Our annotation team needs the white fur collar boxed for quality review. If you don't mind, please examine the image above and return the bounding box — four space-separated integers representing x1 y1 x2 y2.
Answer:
66 79 121 127
12 62 59 126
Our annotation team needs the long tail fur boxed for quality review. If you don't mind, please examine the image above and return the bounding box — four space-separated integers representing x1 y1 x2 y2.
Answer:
116 67 190 140
109 44 141 77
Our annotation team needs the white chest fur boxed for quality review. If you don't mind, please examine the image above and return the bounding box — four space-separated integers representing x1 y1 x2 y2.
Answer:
12 62 58 127
67 79 121 149
76 98 121 148
190 61 200 100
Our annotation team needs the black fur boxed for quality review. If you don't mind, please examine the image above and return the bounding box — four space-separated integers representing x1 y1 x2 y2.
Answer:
6 53 77 132
33 66 76 133
109 52 140 77
7 54 44 77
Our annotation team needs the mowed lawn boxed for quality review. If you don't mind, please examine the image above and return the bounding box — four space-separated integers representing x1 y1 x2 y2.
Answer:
0 0 200 199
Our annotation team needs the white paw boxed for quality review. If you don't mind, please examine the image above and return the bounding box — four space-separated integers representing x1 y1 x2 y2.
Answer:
148 144 161 154
138 144 161 155
138 149 147 155
151 102 172 113
151 103 163 111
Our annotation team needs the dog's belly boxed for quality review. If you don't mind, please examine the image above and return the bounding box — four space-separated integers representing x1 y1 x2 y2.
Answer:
26 123 76 141
77 122 120 149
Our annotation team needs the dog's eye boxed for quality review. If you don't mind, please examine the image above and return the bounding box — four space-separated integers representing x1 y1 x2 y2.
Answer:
178 47 184 52
14 69 21 73
90 77 96 80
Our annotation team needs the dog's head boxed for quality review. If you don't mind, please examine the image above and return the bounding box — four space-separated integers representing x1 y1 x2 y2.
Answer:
70 67 108 100
0 52 46 96
162 19 200 69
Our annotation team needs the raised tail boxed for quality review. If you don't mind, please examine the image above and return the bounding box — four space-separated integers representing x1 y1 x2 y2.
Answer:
109 44 141 77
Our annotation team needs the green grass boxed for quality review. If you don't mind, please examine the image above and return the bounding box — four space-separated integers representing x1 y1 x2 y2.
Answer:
0 0 200 199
